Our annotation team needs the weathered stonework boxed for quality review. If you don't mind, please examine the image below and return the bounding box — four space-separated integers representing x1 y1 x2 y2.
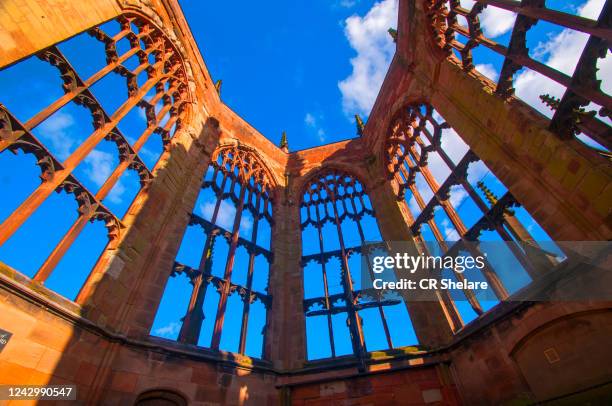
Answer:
0 0 610 405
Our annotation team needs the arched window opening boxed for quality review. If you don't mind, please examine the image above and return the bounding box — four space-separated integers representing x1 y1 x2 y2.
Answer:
427 1 611 154
300 171 418 362
135 389 188 406
151 146 273 360
0 14 191 301
386 103 564 327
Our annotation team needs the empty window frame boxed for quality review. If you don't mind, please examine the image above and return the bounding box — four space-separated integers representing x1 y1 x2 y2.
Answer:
427 0 611 153
301 170 418 362
0 14 190 300
156 146 273 359
385 103 562 328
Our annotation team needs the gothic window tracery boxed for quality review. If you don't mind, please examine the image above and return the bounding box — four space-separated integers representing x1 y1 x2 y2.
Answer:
386 102 563 327
426 0 611 153
0 13 190 300
300 170 418 361
152 146 273 359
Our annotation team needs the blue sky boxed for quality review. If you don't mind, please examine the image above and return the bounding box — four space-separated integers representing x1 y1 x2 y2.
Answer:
178 0 398 150
177 0 609 151
0 0 607 360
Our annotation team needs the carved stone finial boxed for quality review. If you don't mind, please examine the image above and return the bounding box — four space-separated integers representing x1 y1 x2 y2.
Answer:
388 28 398 42
477 181 514 215
476 181 497 206
539 94 560 111
215 79 222 95
355 114 365 136
280 131 289 153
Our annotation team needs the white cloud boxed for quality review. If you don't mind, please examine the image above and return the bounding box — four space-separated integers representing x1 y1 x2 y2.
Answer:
84 149 126 204
84 149 114 187
579 0 605 19
338 0 398 116
200 199 236 230
408 195 420 217
137 106 148 123
338 0 357 8
317 128 326 142
153 321 181 338
479 7 516 38
38 111 76 160
200 198 253 235
240 215 253 237
514 0 608 118
475 63 499 81
459 0 516 38
304 113 316 127
304 112 327 142
139 146 161 164
449 184 468 208
440 126 470 164
107 183 126 204
466 160 489 184
440 217 460 241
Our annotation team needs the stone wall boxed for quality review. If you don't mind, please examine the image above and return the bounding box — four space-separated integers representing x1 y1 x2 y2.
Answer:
0 0 610 405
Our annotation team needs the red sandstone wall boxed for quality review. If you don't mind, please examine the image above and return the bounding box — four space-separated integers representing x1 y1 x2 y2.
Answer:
0 276 279 405
0 1 611 406
289 367 460 406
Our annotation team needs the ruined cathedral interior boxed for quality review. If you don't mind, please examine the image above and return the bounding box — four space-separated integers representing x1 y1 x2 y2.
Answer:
0 0 611 404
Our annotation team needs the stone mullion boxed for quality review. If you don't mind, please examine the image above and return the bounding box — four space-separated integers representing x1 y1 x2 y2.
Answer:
411 230 466 330
407 141 468 236
32 214 93 283
473 0 611 38
96 96 178 200
406 180 484 315
24 40 157 132
31 88 182 283
394 139 486 315
259 196 273 361
407 140 510 302
313 199 337 358
420 115 545 281
481 217 541 278
440 2 611 107
413 222 484 317
463 180 543 277
365 169 456 347
348 191 393 350
434 148 540 272
500 214 559 278
398 150 448 243
0 60 172 247
210 179 248 350
428 3 611 241
178 166 229 344
238 187 260 355
396 143 451 245
328 186 366 366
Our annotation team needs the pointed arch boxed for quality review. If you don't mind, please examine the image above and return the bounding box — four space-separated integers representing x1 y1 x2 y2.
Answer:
383 101 564 329
299 167 419 362
151 144 273 359
0 10 193 299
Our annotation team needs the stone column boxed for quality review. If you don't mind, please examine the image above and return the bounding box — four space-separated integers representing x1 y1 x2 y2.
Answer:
77 116 221 338
365 161 455 348
266 176 307 369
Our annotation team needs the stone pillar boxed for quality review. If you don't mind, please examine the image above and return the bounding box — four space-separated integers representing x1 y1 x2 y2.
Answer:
266 179 307 369
429 60 612 240
366 165 455 348
77 116 221 337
